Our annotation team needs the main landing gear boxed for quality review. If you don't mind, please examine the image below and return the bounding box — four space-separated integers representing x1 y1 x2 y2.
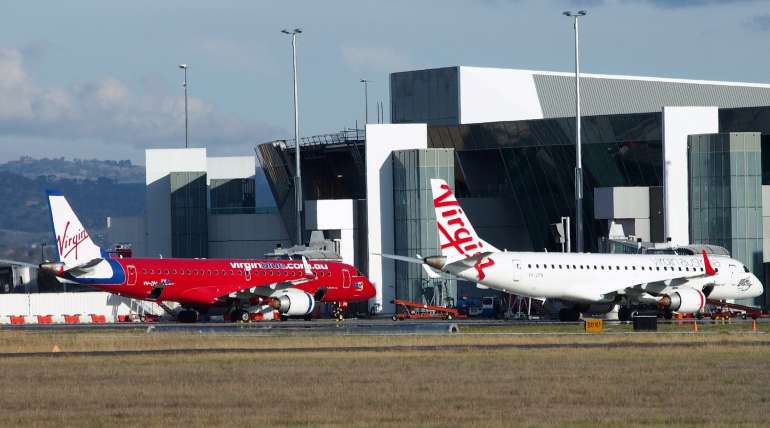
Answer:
229 309 250 323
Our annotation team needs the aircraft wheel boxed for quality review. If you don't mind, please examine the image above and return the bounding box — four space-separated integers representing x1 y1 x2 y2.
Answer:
446 314 453 320
663 310 673 320
304 314 312 321
391 315 398 321
230 309 249 323
280 314 288 321
618 307 631 322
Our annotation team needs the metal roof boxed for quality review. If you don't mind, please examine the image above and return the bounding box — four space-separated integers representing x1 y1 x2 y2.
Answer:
533 73 770 118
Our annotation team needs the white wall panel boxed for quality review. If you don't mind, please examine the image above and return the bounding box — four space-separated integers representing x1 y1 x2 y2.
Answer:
662 107 718 245
206 156 255 182
458 67 544 124
145 148 207 258
365 124 428 313
305 200 355 230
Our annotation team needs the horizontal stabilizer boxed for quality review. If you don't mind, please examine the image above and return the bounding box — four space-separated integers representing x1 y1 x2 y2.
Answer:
375 253 424 264
65 258 104 276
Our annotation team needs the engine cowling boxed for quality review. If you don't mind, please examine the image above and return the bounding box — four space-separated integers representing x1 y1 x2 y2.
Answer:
659 288 705 314
270 291 315 316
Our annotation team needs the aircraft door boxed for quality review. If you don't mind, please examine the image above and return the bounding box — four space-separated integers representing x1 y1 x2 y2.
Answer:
245 268 251 282
127 265 137 286
342 270 351 288
513 260 522 282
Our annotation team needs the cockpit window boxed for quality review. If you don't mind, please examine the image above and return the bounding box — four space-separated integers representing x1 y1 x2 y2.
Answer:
744 265 750 273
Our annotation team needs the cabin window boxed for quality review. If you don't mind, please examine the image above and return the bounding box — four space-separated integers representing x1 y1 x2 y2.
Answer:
142 269 147 274
164 270 169 275
579 265 583 269
528 264 531 268
551 264 555 269
656 267 660 271
624 266 628 270
230 270 234 275
269 271 273 276
536 264 540 268
566 265 570 270
616 266 620 270
600 266 604 270
236 270 242 275
632 266 636 270
685 267 689 271
678 267 682 271
558 265 562 269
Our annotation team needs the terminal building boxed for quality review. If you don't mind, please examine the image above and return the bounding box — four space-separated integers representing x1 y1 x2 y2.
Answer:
115 66 770 313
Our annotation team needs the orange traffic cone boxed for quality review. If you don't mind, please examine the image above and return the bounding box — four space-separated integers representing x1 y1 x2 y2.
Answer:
752 319 757 332
693 320 699 332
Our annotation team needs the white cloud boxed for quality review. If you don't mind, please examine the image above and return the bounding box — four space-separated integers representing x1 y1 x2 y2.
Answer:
0 47 280 160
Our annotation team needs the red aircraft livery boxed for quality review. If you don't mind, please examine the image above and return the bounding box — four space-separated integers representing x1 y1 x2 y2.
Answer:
432 181 495 280
41 190 375 322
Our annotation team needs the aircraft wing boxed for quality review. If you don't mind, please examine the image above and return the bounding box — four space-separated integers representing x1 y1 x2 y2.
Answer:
579 251 718 301
222 257 317 300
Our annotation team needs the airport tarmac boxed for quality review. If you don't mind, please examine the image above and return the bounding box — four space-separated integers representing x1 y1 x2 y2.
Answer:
2 317 766 334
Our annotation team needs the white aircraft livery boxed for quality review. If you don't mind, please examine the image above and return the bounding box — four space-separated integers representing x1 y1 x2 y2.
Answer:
383 179 764 321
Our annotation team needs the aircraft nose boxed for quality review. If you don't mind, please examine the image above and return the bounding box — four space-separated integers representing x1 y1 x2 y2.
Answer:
752 275 764 298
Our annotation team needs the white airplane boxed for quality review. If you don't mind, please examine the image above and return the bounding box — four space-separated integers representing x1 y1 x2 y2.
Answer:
383 179 764 321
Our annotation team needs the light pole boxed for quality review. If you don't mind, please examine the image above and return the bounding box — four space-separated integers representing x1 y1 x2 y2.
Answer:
178 64 189 148
282 28 303 245
563 10 586 253
360 79 369 124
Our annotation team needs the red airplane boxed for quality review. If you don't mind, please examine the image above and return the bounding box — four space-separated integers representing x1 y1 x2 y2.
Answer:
40 190 375 322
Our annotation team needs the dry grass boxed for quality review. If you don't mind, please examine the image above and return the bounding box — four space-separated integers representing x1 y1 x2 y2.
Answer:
0 331 768 427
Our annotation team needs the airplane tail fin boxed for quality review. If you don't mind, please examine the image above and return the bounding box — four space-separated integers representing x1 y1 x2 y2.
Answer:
430 179 499 263
46 190 104 268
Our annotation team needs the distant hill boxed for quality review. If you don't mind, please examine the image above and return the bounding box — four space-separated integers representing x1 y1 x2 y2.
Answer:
0 157 146 262
0 156 145 183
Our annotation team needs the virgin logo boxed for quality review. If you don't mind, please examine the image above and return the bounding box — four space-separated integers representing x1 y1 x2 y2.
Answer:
433 183 495 280
57 221 89 260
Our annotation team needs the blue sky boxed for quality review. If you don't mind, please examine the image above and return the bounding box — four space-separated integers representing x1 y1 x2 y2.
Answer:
0 0 769 164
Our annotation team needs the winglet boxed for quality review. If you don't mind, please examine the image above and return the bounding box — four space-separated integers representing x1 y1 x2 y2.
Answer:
702 250 716 276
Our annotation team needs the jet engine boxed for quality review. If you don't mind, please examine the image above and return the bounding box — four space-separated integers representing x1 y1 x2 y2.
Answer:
658 288 705 313
269 291 315 316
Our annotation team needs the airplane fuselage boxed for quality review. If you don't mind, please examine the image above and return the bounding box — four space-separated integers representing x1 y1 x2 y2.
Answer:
443 252 763 304
59 257 375 308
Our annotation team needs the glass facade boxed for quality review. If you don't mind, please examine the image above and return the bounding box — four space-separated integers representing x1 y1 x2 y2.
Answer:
428 112 663 251
392 149 457 305
210 178 255 214
390 67 459 125
257 137 365 244
688 133 763 304
170 171 208 258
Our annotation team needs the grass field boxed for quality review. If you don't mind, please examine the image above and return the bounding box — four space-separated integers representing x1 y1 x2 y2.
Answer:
0 328 768 427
